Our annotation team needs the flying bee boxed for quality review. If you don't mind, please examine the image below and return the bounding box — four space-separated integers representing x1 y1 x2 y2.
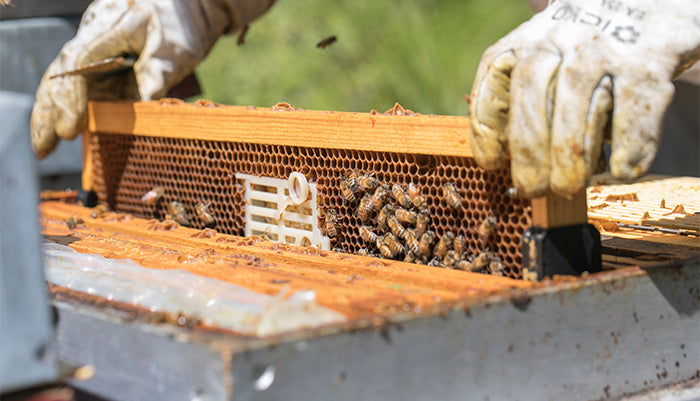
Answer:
453 234 466 258
365 183 389 219
316 35 337 49
442 183 464 210
356 172 380 192
359 225 379 245
195 202 215 227
478 215 498 243
323 208 338 238
340 175 361 203
404 229 420 256
383 233 405 258
141 186 164 205
407 183 427 210
376 204 395 230
416 209 430 237
357 193 372 222
168 201 190 226
391 184 413 209
418 230 436 258
386 215 406 239
66 216 84 230
443 250 458 269
395 207 417 225
433 231 455 259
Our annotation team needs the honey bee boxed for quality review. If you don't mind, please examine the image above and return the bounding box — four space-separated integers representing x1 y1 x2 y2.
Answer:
462 251 495 272
427 257 442 267
340 175 361 203
386 215 406 239
323 208 338 238
442 183 464 210
316 35 337 49
356 172 380 192
376 203 395 230
168 201 190 226
407 183 427 210
455 260 471 271
382 233 405 258
416 209 430 237
371 183 390 213
141 186 164 205
90 204 108 219
379 244 395 259
478 215 498 243
506 187 519 199
418 230 436 258
403 229 420 256
433 231 455 259
453 234 466 258
359 225 379 244
195 202 215 227
489 257 505 276
395 207 417 225
66 216 84 230
443 250 458 269
391 184 413 209
403 251 417 263
357 193 372 222
357 248 369 256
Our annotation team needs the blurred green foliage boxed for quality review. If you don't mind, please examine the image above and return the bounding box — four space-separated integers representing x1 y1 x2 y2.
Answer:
195 0 532 116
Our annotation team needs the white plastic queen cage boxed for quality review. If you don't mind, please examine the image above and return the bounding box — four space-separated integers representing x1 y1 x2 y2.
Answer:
235 172 330 250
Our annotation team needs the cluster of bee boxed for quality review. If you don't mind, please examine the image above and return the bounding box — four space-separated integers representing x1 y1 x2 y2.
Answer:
333 171 503 275
141 186 215 228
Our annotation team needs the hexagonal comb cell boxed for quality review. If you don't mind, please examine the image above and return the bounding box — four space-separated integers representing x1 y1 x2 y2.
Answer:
90 131 530 278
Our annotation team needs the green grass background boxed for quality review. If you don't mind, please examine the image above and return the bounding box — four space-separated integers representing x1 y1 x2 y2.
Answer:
195 0 532 116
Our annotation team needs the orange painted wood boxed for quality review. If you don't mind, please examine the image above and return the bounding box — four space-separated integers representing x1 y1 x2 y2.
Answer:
40 201 532 321
87 100 474 158
81 131 94 191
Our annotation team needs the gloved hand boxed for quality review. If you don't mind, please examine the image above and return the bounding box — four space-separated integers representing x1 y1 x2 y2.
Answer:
469 0 700 197
31 0 275 158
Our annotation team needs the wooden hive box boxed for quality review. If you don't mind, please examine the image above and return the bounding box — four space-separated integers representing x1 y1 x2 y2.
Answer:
84 100 588 279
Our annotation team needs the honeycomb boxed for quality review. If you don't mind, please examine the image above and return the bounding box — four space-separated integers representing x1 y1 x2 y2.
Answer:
90 131 531 279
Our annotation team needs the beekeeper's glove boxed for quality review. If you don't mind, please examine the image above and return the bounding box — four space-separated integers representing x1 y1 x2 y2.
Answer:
469 0 699 197
31 0 275 158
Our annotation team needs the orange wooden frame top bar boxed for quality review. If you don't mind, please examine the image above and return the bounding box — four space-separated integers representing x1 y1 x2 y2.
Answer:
86 100 588 229
87 100 473 158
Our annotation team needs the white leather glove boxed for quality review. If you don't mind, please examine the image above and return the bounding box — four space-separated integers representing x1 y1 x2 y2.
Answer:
469 0 700 197
31 0 275 158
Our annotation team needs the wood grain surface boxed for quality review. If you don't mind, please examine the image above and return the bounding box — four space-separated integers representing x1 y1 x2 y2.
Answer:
41 201 532 322
88 100 473 157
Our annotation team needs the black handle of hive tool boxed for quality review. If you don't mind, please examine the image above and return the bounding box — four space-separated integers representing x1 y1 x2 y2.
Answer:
77 188 98 208
521 224 602 281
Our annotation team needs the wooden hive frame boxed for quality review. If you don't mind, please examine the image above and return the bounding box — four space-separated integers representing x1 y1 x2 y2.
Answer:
84 100 588 278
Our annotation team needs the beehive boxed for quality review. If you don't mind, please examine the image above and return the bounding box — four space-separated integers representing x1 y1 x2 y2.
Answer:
86 100 534 278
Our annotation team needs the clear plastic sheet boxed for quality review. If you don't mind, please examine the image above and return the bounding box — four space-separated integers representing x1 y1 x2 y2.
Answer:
43 243 345 336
